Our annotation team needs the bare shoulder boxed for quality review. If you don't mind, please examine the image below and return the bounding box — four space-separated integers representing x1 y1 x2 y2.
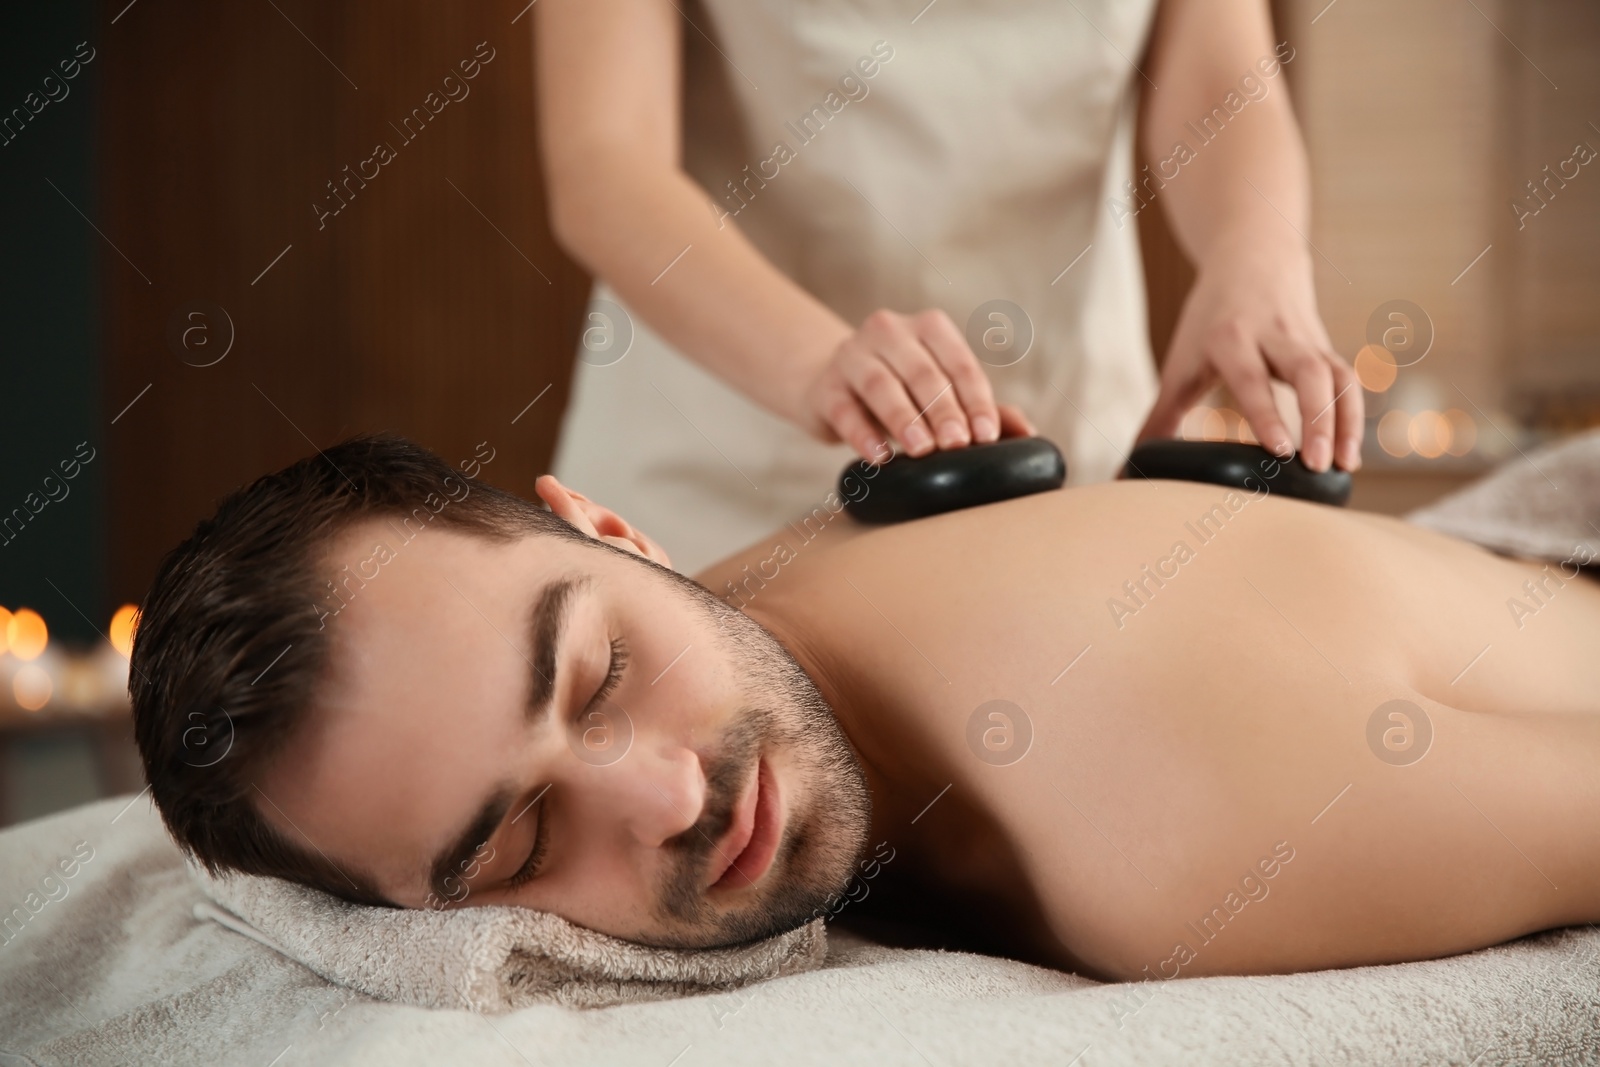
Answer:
688 499 884 600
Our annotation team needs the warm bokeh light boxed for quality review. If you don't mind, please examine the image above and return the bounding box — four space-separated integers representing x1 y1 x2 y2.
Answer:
1180 405 1267 444
0 605 10 656
1179 404 1213 440
6 608 48 661
1444 408 1477 456
1377 410 1413 457
1409 410 1451 458
1354 344 1398 393
110 604 140 657
14 663 52 712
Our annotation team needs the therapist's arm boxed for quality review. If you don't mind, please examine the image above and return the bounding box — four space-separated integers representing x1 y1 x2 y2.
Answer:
1136 0 1363 472
535 0 1028 463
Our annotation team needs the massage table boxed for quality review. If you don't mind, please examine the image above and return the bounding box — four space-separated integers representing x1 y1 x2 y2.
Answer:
1 794 1596 1065
4 433 1599 1065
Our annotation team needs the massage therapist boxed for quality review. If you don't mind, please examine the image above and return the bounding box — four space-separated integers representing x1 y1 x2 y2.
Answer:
535 0 1363 573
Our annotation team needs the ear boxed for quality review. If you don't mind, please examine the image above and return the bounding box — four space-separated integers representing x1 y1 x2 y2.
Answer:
533 475 673 570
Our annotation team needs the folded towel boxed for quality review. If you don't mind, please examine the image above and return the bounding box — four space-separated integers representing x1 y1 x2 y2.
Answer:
1404 426 1600 563
186 860 827 1012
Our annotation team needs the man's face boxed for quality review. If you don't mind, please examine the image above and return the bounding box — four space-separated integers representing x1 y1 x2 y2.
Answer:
256 516 873 948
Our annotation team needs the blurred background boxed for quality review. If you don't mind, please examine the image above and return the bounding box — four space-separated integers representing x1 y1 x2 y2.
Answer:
1 0 1596 827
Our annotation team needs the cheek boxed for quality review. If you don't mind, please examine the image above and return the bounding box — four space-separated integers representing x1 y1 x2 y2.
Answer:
534 846 660 937
643 645 740 737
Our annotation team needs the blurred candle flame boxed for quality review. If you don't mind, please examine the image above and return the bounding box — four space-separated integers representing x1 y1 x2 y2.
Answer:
110 604 140 658
6 608 48 661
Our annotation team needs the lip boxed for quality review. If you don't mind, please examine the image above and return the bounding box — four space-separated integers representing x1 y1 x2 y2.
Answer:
708 758 781 892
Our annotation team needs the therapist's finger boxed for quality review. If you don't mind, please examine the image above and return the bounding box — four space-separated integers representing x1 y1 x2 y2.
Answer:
865 314 970 452
1207 330 1295 460
812 365 898 463
837 341 937 457
1324 351 1365 471
875 345 969 452
912 308 1001 444
1262 335 1335 472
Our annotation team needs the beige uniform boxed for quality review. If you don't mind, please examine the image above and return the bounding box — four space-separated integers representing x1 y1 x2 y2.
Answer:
551 0 1161 573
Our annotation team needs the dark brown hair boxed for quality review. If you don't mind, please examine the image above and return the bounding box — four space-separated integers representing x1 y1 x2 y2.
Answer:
129 432 594 906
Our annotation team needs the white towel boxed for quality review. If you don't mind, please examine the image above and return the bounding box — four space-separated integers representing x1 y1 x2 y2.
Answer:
185 860 826 1012
1405 427 1600 563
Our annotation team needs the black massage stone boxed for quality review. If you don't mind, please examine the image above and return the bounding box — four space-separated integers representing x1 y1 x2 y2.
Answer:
839 436 1067 524
1121 439 1353 506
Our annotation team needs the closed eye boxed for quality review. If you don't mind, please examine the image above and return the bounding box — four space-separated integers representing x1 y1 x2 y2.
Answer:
507 798 549 889
508 635 629 888
585 634 629 714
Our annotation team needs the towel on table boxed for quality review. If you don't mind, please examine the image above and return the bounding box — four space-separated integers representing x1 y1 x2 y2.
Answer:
4 750 1598 1065
186 860 826 1012
1404 426 1600 563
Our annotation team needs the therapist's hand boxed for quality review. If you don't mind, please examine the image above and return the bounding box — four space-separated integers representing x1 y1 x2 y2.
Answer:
800 307 1036 463
1136 239 1363 473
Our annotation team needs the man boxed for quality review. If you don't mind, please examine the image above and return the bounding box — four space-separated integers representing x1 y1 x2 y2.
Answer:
130 433 1600 984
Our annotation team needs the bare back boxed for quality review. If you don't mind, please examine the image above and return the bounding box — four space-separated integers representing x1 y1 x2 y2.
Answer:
694 480 1600 980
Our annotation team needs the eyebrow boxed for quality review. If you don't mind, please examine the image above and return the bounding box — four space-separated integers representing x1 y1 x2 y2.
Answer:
422 574 585 904
525 574 586 727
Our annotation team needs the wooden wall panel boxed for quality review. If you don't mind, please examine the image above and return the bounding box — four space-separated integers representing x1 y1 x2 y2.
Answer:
1501 0 1600 411
100 0 591 605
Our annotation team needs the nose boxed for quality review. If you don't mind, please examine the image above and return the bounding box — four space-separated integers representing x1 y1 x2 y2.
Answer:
601 741 706 849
